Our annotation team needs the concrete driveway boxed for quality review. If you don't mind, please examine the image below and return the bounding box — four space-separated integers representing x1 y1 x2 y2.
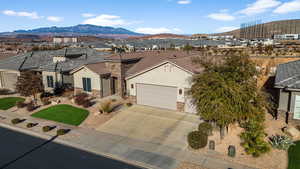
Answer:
97 105 200 149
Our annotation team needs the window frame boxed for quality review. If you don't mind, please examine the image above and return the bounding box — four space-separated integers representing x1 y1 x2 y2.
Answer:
46 75 54 88
82 77 92 92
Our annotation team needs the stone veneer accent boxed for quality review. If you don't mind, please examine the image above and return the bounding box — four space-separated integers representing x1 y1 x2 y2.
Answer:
177 102 185 112
105 61 125 98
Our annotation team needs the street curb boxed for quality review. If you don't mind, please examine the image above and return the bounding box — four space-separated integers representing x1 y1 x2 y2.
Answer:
0 122 157 169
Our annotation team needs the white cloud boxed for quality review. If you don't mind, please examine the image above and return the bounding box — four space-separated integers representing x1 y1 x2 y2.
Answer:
177 0 191 4
82 14 128 26
239 0 281 15
2 10 41 19
47 16 63 22
274 0 300 14
82 13 95 18
208 13 235 21
135 27 182 34
215 26 239 33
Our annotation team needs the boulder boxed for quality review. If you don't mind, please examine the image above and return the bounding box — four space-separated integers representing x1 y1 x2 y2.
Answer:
285 127 300 138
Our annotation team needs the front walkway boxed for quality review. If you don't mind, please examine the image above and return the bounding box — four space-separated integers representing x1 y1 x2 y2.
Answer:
0 109 257 169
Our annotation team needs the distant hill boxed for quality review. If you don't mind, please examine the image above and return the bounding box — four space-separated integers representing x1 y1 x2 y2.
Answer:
209 19 300 39
0 24 143 38
129 33 190 40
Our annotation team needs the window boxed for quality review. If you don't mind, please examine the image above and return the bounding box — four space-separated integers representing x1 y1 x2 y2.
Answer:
46 76 54 88
131 84 134 89
82 78 92 92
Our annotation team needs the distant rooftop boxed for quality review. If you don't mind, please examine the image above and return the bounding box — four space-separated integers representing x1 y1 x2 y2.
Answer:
0 48 110 73
275 59 300 89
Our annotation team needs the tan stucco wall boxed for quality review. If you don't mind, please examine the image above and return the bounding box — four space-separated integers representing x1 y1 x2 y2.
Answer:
73 67 101 92
42 71 62 91
127 62 193 102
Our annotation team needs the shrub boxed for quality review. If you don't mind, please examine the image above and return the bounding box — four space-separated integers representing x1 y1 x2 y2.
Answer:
198 122 213 136
53 87 65 96
57 129 70 136
111 99 117 102
187 131 208 149
74 93 89 105
82 99 93 108
99 101 113 114
240 120 270 157
126 103 133 107
0 89 12 95
16 100 27 108
40 92 53 99
296 125 300 131
11 118 22 124
41 97 51 106
42 126 54 132
269 135 295 150
26 101 36 112
26 123 38 128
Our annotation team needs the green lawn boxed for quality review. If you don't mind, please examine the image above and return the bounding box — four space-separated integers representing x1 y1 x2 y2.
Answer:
288 141 300 169
31 104 89 126
0 97 25 110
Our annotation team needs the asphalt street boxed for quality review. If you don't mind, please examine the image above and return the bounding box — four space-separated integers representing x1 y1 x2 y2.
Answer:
0 126 144 169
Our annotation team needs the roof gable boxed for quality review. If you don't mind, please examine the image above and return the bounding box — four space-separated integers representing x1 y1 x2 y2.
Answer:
126 60 194 80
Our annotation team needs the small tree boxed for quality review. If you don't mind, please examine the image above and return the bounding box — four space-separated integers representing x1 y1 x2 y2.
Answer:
190 54 269 139
15 71 44 103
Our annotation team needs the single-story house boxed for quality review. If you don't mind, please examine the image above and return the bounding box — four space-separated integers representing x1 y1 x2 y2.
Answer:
275 59 300 124
1 48 202 114
0 47 142 98
125 51 203 113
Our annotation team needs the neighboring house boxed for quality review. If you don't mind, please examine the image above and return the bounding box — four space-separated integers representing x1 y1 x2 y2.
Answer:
70 52 142 97
275 59 300 124
125 51 203 113
0 48 109 92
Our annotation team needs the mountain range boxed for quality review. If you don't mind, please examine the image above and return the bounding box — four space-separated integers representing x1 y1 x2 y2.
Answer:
0 24 143 37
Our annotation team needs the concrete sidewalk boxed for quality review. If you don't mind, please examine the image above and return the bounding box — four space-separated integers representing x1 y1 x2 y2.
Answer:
0 110 258 169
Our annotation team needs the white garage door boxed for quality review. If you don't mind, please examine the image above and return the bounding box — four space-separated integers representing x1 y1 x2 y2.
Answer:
1 72 18 90
294 95 300 120
137 84 177 110
185 97 197 114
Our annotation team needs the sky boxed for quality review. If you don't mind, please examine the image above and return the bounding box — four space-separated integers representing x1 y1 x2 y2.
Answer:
0 0 300 34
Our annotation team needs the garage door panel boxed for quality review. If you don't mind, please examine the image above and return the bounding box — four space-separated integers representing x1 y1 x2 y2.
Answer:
294 95 300 119
1 72 18 90
137 84 177 110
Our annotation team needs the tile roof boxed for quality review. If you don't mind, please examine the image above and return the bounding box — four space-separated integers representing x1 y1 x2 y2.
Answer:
125 51 204 77
85 62 110 75
0 48 110 73
275 59 300 89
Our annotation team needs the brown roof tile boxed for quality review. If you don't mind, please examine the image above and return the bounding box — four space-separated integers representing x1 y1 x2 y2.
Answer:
85 62 110 75
125 51 204 77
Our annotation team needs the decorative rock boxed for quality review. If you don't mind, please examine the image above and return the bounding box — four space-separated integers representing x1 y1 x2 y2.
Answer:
285 127 300 138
